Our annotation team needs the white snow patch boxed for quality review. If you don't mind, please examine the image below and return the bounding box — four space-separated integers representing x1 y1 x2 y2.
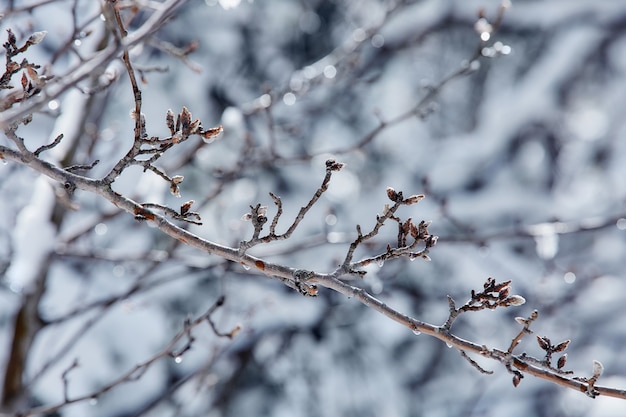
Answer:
5 177 57 292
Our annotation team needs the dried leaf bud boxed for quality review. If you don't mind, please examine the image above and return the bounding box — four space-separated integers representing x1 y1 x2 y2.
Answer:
553 339 570 353
177 106 192 136
512 374 522 387
537 336 551 351
325 159 345 171
201 125 223 142
386 187 399 202
180 200 195 216
506 295 526 306
498 287 510 299
27 31 47 45
189 119 201 134
8 29 16 45
172 175 184 184
25 65 39 81
166 109 175 133
592 360 604 378
170 183 180 197
557 354 567 369
404 194 425 205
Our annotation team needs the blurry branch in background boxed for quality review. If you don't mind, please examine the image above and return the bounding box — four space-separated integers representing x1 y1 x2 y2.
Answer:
0 0 186 127
1 1 626 415
19 296 236 417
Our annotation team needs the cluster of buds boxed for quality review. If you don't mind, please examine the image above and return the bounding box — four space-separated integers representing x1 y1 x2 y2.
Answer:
386 186 424 205
166 106 223 143
468 277 526 310
535 335 570 370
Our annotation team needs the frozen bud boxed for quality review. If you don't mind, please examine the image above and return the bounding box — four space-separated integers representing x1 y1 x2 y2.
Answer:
201 125 223 143
382 204 391 216
179 106 192 127
180 200 195 216
421 254 431 262
189 119 201 134
241 212 253 221
506 295 526 306
536 336 551 351
257 206 268 216
514 316 527 325
592 360 604 378
386 187 398 202
557 354 567 370
404 194 425 205
27 31 47 45
325 159 344 171
554 339 570 353
172 175 184 184
166 109 175 133
512 374 522 387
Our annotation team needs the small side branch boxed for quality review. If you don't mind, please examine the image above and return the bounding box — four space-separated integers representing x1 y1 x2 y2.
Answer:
335 188 433 277
34 134 64 156
141 201 202 225
443 277 526 331
239 159 344 254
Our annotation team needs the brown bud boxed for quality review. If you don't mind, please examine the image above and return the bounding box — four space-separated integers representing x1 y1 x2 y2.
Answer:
537 335 551 351
553 339 570 353
404 194 425 205
166 109 175 133
201 125 223 142
325 159 345 171
180 200 195 216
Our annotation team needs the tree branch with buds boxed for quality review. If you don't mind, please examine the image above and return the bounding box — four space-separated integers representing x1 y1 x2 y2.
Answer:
2 2 626 416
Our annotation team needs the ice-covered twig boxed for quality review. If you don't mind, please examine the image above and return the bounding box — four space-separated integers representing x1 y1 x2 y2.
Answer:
238 158 345 254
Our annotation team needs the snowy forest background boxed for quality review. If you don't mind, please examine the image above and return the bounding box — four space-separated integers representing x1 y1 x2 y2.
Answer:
1 0 626 416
